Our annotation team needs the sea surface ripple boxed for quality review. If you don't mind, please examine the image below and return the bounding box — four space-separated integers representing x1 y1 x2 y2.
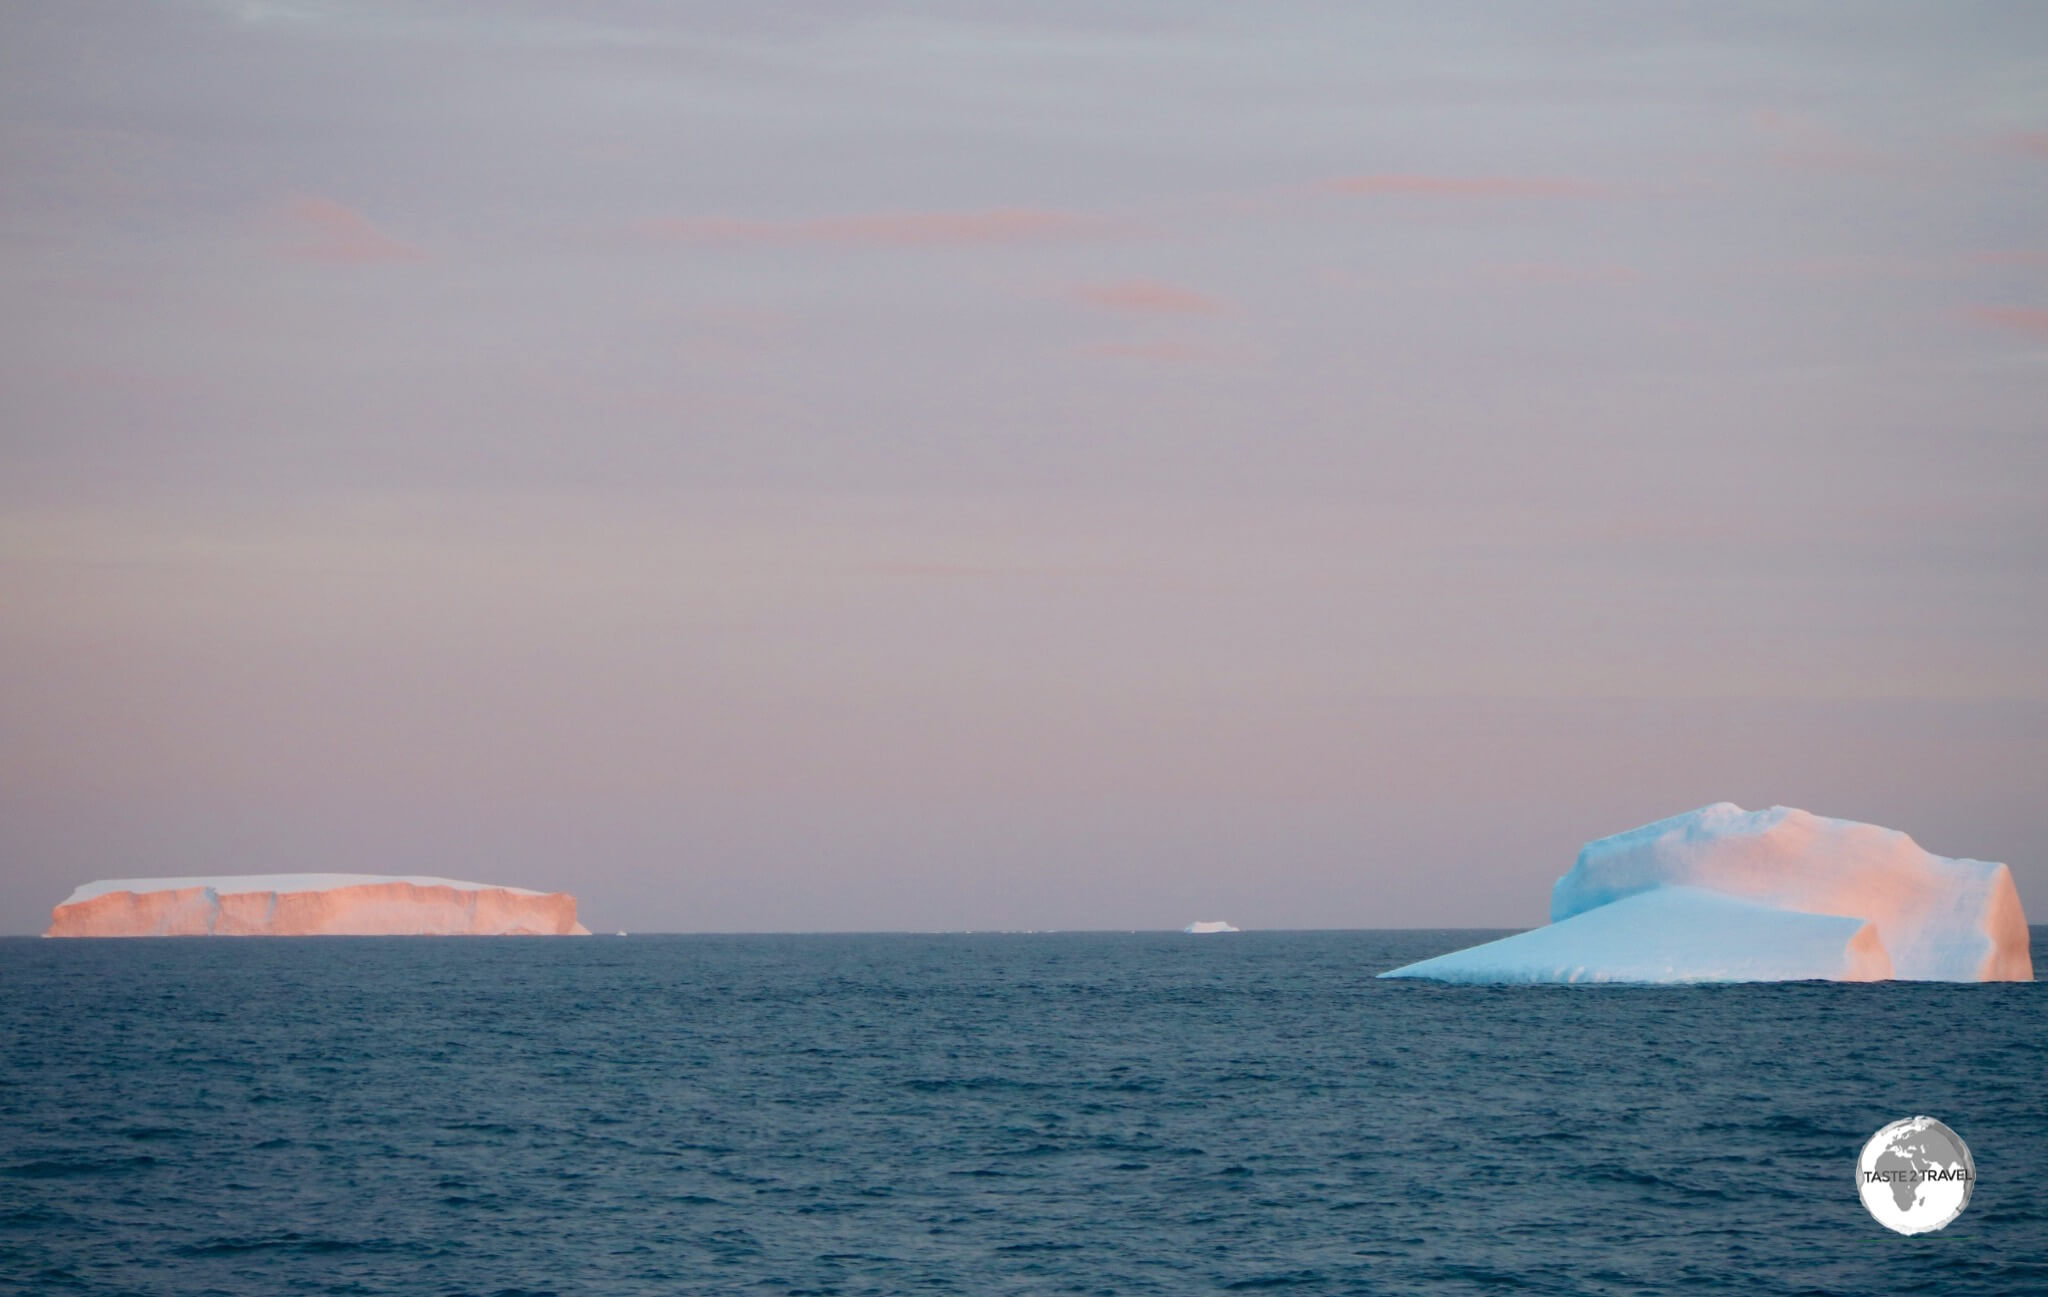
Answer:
3 930 2045 1295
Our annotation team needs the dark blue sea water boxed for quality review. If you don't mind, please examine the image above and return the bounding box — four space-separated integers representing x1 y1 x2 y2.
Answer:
4 930 2045 1296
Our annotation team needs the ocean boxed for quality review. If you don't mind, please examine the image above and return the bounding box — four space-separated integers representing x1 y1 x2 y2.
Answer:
3 930 2044 1295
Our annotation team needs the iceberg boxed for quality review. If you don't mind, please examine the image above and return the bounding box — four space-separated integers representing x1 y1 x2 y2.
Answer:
1381 804 2031 984
44 874 592 938
1385 887 1892 984
1184 920 1240 934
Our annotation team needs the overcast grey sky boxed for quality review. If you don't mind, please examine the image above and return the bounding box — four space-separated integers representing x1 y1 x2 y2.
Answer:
3 1 2045 933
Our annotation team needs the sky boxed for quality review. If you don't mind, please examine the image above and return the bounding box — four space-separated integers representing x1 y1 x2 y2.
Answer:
2 1 2045 933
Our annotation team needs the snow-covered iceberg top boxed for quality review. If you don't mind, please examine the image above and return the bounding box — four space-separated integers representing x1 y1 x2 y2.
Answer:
1184 920 1240 934
60 874 545 906
1382 804 2031 984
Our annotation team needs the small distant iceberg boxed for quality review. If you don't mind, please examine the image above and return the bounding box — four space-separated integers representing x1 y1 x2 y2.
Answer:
1184 920 1240 934
1380 804 2031 984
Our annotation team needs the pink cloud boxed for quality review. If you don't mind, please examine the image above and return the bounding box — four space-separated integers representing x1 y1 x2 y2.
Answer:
2012 132 2048 160
1968 306 2048 335
644 208 1100 248
280 196 421 263
1071 279 1221 314
1320 173 1605 198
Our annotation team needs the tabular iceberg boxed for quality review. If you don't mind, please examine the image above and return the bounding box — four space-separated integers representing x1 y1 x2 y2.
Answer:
1381 804 2031 984
45 874 591 937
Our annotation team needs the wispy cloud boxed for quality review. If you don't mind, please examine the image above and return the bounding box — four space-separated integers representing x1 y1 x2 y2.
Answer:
1319 174 1605 198
1968 305 2048 335
1070 279 1221 315
279 196 422 263
644 208 1101 249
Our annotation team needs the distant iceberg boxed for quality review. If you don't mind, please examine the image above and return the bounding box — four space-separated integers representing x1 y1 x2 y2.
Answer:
46 874 591 937
1184 920 1240 934
1381 804 2031 984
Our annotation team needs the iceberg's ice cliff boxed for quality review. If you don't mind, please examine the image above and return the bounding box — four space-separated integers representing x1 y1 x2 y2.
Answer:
45 874 591 937
1382 804 2031 984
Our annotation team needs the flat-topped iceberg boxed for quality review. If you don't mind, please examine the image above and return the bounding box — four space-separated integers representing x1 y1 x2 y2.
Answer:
1382 804 2031 984
1184 920 1240 934
46 874 591 937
